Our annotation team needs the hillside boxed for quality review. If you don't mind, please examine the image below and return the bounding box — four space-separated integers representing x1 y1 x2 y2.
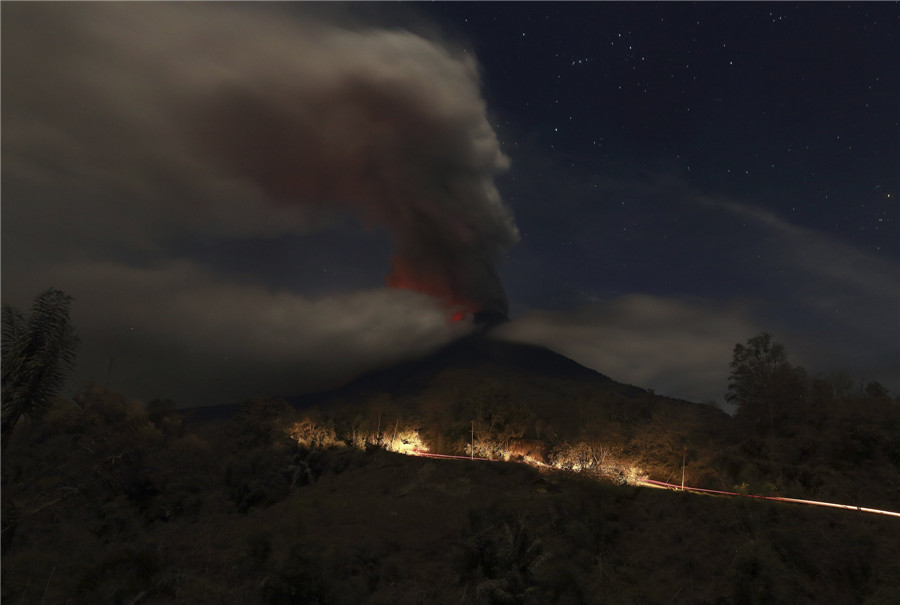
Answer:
3 333 899 603
3 399 899 604
273 332 900 512
280 332 735 491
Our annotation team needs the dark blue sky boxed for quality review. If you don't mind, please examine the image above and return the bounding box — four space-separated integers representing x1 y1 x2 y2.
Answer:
413 3 898 400
3 3 897 405
423 2 896 255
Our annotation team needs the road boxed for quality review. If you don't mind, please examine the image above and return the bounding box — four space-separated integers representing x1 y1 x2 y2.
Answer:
639 478 900 518
409 448 900 519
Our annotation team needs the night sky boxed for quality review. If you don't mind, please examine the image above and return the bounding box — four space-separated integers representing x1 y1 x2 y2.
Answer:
3 3 897 407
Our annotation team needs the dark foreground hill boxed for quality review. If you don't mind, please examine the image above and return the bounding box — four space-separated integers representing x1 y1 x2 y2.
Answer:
3 395 899 605
4 332 899 603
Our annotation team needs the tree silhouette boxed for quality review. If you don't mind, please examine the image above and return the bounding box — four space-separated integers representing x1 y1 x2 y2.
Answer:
726 332 806 433
2 289 79 450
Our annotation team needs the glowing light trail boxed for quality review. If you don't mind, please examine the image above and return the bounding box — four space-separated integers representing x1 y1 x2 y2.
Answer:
411 448 498 462
407 447 900 519
640 479 900 519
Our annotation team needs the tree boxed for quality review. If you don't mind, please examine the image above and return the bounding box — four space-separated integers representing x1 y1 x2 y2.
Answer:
2 289 79 450
726 332 806 432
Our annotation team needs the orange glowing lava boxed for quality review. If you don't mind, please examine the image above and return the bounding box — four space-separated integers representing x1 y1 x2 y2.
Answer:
386 255 478 322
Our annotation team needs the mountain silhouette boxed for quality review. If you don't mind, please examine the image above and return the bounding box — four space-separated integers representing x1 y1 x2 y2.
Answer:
285 329 654 409
185 329 687 421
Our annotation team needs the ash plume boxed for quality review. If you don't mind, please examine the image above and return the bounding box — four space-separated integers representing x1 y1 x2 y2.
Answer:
5 3 518 318
183 24 519 316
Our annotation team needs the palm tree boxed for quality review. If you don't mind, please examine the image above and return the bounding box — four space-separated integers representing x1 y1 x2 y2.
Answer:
2 289 79 450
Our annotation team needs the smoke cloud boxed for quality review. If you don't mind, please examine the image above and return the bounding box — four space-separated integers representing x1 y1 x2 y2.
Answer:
182 21 518 316
494 295 762 406
2 3 517 403
4 3 517 317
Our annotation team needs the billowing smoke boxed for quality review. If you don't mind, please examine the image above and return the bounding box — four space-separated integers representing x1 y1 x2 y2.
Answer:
3 3 517 319
1 3 522 403
181 20 519 317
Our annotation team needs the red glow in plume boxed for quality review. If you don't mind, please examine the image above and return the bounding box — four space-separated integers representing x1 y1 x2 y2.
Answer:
386 256 477 323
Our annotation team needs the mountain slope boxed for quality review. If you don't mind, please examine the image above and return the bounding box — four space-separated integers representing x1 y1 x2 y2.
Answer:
185 329 727 448
292 331 632 403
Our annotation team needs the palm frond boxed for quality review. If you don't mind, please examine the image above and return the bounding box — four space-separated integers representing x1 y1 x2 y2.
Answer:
2 289 79 448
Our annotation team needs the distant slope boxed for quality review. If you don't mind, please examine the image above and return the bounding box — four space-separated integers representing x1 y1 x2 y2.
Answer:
180 332 624 423
293 331 630 402
183 328 720 433
280 330 731 454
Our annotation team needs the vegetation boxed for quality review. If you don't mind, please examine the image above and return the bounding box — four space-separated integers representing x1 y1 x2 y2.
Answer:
726 332 803 432
720 334 899 508
2 314 898 603
2 386 898 604
2 289 79 450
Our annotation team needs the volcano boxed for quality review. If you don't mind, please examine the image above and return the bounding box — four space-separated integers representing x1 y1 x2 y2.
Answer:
285 326 651 411
184 324 711 429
